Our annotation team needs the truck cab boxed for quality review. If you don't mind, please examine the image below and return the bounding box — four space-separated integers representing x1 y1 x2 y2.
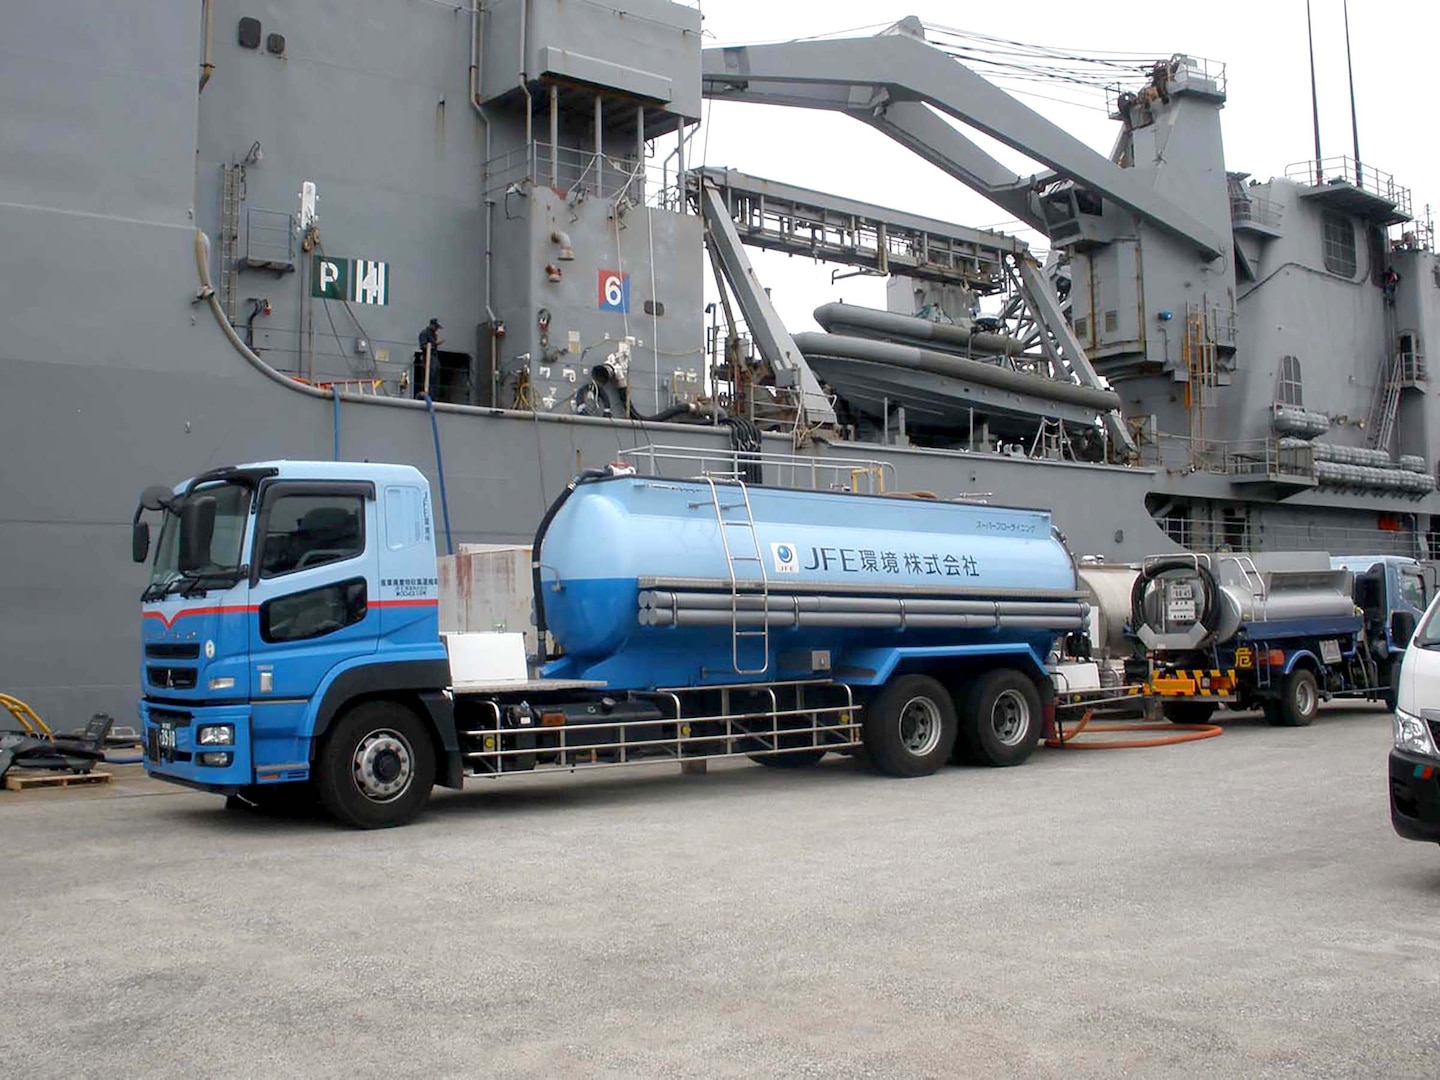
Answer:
1332 555 1433 705
132 462 455 821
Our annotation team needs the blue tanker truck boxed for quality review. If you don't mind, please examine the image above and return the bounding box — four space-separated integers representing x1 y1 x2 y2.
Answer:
1126 551 1411 725
130 461 1087 827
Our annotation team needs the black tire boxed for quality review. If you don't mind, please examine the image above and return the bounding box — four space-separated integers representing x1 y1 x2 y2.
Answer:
317 700 436 828
749 750 827 768
862 674 957 777
953 669 1044 767
1163 701 1217 725
1266 668 1319 728
1383 657 1401 713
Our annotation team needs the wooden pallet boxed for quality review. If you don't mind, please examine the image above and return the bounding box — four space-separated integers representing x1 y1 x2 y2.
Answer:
3 769 112 792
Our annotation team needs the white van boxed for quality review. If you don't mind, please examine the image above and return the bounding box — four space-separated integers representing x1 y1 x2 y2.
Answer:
1391 592 1440 845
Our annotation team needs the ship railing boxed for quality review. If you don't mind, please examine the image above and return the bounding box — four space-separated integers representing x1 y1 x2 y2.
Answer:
482 142 685 211
1229 193 1283 230
1190 437 1316 480
1284 156 1412 216
619 443 899 495
1105 53 1226 116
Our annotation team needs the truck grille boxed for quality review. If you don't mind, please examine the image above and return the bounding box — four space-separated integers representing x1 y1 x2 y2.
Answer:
147 667 198 690
1428 719 1440 748
146 643 201 660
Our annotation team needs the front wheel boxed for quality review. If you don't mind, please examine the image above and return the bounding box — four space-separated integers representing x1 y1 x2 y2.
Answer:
862 675 957 777
317 701 436 828
1383 657 1401 712
1265 669 1319 728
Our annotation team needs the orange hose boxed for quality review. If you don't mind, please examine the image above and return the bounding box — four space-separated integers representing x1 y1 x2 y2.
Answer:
1046 708 1223 749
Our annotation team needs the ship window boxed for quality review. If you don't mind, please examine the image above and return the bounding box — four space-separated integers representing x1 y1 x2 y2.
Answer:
1276 355 1303 407
259 494 365 578
1322 211 1357 277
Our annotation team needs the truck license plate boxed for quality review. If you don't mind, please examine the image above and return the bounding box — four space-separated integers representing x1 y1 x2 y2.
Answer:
147 723 177 763
1320 639 1342 664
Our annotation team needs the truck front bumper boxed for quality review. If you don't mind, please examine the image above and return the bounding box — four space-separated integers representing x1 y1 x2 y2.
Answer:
1389 749 1440 843
140 699 257 794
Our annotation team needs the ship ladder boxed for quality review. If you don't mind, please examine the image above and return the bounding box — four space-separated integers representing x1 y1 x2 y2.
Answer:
701 476 770 676
219 163 242 323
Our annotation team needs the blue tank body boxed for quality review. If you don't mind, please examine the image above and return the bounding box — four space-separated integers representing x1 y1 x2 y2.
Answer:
539 476 1082 689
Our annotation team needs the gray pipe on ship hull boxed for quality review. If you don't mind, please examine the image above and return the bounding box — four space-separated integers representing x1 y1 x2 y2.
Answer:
814 302 1025 358
791 331 1121 412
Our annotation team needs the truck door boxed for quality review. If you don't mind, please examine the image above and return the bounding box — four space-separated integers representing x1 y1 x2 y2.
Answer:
246 481 380 771
377 481 439 644
1354 567 1386 645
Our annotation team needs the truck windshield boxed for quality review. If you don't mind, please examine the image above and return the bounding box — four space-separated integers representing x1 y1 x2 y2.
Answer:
147 483 253 597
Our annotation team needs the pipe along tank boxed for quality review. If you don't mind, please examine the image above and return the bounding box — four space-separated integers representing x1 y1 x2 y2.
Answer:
534 473 1086 690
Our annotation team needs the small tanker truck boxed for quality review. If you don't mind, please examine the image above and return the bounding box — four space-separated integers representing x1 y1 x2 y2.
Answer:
131 461 1086 827
1126 552 1392 725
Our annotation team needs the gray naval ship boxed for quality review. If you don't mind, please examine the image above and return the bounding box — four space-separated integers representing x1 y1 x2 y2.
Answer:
4 0 1438 724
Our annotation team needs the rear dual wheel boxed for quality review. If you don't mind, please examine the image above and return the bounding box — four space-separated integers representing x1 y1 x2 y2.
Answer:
1163 701 1217 725
863 675 957 777
953 669 1043 767
1265 668 1319 727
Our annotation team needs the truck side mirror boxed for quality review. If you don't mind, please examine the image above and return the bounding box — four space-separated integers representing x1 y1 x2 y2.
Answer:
140 484 175 512
178 496 217 573
132 521 150 564
1391 609 1417 649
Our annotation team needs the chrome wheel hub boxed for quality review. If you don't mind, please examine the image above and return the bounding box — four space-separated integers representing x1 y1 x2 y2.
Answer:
991 689 1031 747
899 697 943 757
353 729 414 802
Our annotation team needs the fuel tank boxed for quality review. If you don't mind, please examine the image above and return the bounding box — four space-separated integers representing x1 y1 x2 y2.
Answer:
1077 563 1140 657
536 474 1086 688
1132 552 1359 655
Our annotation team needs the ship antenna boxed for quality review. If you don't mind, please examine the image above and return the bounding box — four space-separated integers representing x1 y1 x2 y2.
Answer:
1306 0 1323 183
1344 0 1362 189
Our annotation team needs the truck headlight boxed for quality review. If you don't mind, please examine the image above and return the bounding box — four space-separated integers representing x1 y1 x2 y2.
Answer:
208 676 235 691
1393 710 1438 757
197 724 235 746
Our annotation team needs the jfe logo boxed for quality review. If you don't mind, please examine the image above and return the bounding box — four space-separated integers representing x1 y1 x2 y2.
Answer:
771 542 799 574
598 270 630 313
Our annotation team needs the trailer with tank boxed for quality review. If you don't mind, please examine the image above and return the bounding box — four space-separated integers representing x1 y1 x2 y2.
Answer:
131 459 1087 827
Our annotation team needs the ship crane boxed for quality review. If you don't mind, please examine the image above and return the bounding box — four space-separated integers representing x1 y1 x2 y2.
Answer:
700 18 1225 261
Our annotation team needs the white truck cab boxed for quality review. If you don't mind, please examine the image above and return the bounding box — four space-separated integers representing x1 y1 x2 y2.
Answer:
1390 592 1440 844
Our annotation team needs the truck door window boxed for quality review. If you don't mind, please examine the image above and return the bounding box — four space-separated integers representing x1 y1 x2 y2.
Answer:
259 494 365 578
385 486 424 551
1401 570 1427 611
260 578 368 643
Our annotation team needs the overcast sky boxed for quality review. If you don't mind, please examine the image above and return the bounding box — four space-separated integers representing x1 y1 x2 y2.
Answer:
688 0 1440 330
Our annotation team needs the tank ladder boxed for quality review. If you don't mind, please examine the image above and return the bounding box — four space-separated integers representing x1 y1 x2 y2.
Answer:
699 476 770 675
